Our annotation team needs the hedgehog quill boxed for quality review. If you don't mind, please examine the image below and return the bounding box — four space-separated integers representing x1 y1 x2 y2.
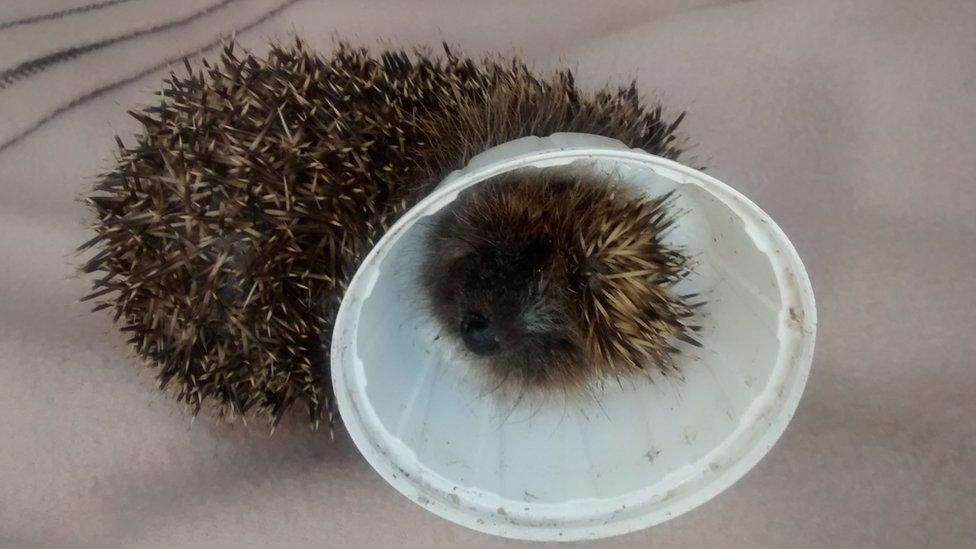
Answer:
79 38 697 429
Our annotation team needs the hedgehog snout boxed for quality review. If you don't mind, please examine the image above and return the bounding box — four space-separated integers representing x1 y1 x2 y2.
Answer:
459 311 500 355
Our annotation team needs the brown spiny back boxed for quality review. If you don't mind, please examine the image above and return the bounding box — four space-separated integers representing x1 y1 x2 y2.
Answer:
79 39 690 428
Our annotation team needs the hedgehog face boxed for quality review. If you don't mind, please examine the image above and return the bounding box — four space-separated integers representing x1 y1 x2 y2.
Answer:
424 203 595 394
425 233 585 379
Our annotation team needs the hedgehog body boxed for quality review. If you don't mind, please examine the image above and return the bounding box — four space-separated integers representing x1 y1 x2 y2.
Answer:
81 39 691 427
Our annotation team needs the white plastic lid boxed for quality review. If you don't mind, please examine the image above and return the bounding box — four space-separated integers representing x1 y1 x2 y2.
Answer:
331 133 816 541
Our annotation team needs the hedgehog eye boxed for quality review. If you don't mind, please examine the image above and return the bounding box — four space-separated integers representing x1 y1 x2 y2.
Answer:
520 240 551 270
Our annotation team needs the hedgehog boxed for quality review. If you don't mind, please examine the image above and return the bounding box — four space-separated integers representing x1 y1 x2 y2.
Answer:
422 170 700 397
79 38 695 429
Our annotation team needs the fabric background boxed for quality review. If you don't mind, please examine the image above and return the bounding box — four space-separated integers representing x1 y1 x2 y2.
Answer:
1 0 974 546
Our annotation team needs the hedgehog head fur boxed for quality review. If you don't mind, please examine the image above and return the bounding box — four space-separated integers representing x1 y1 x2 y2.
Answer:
423 169 700 394
79 38 693 429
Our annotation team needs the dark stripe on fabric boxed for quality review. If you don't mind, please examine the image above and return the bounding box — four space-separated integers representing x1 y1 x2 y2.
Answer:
0 0 306 155
0 0 141 32
0 0 243 90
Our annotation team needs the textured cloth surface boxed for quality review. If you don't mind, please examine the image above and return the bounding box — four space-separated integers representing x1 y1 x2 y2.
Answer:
1 1 974 547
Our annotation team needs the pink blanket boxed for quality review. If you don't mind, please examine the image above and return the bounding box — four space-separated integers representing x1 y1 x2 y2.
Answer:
1 0 974 546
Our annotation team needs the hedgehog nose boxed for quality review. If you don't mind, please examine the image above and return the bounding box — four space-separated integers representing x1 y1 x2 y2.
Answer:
459 311 499 356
